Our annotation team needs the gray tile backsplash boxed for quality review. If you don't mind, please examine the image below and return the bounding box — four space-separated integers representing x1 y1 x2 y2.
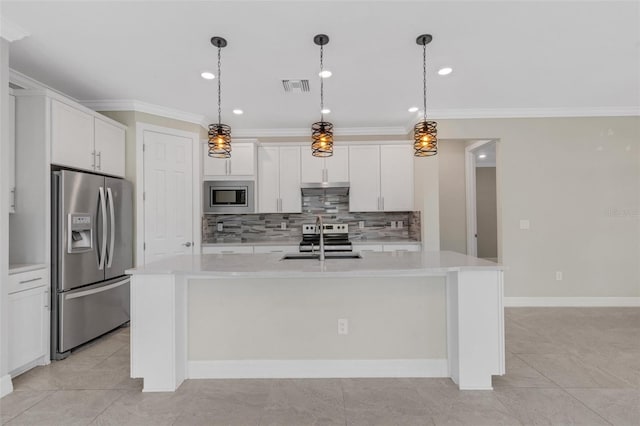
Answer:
203 209 421 243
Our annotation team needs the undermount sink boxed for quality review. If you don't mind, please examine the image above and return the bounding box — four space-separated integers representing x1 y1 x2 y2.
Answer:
280 252 362 260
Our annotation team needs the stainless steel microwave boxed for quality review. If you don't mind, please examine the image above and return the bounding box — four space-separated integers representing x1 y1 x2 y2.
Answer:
203 180 255 214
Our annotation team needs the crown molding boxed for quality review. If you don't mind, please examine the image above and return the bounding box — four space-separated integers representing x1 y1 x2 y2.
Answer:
0 16 29 42
80 99 206 126
403 106 640 133
234 126 408 138
430 106 640 120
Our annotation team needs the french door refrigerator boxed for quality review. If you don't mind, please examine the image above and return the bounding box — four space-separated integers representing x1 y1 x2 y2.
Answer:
51 169 133 360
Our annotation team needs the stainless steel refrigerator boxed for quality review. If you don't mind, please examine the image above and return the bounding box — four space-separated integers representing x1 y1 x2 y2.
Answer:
51 169 133 360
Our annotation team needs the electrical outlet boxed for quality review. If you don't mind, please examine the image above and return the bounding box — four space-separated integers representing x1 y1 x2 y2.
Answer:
390 221 397 229
397 221 403 229
555 271 563 281
280 222 287 230
217 223 223 232
338 318 349 335
359 221 365 229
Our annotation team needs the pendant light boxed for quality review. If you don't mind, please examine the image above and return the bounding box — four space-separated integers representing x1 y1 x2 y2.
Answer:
414 34 438 157
208 36 232 158
311 34 333 157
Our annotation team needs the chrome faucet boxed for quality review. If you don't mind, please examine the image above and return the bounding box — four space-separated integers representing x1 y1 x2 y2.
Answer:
316 215 325 261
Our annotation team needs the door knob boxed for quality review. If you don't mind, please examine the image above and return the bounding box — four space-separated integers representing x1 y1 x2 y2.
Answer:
182 242 192 247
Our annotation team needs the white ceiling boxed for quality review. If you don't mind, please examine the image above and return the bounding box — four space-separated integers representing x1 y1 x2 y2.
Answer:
2 1 639 134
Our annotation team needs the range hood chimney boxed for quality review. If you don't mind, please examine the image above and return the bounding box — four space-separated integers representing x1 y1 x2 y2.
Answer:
300 182 350 197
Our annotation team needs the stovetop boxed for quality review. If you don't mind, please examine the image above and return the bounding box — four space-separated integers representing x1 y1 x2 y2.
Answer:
300 223 352 252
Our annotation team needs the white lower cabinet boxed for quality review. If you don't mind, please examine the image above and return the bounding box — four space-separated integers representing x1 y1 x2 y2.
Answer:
354 244 383 252
253 245 298 254
383 243 421 252
202 245 254 254
8 279 49 376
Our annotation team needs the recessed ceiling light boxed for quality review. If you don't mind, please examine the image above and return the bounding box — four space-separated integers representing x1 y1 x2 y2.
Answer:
232 109 243 115
478 154 487 159
319 70 332 78
201 71 215 80
408 107 419 113
437 67 453 76
321 108 331 114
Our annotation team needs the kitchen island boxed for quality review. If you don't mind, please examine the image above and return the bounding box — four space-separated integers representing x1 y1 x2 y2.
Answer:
126 251 505 392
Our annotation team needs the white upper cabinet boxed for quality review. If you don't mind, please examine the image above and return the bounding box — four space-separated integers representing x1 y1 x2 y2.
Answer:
51 99 94 171
300 145 348 183
349 143 413 212
94 117 126 177
258 145 301 213
203 142 255 178
50 98 126 177
380 144 414 211
348 145 381 212
8 93 16 214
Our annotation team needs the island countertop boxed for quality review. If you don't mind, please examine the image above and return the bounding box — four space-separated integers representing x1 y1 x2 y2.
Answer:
126 250 503 278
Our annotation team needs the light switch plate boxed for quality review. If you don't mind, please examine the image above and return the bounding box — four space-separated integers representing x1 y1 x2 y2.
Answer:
519 219 530 230
280 222 287 230
217 223 223 232
358 221 365 229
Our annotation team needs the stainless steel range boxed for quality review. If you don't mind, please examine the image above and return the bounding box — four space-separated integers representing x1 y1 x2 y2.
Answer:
300 223 352 252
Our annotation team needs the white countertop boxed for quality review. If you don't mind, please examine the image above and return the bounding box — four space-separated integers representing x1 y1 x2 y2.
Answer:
126 251 502 278
9 263 48 275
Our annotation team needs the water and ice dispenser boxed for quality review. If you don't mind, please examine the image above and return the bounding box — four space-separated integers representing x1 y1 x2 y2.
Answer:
67 214 93 253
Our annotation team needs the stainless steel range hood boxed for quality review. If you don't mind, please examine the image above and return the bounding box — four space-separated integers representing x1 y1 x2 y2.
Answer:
300 182 350 196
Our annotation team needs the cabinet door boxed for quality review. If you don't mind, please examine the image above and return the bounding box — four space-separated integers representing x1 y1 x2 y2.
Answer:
202 245 254 254
94 117 125 177
8 94 15 213
349 145 381 212
380 145 414 211
8 286 46 373
51 99 94 171
202 144 229 176
257 146 280 213
279 146 302 213
228 143 255 176
300 151 325 182
325 145 349 182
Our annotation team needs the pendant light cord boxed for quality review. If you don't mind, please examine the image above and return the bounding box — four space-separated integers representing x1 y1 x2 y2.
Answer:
422 42 427 122
217 45 222 126
320 43 324 122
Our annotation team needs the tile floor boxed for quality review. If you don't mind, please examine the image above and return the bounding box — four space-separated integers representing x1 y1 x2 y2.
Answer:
1 308 639 425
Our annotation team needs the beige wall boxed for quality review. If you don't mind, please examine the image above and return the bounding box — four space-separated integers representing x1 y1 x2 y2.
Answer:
189 277 447 360
430 116 640 298
437 140 468 254
476 167 498 259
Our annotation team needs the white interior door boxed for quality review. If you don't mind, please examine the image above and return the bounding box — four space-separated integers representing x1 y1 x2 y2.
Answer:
143 129 194 264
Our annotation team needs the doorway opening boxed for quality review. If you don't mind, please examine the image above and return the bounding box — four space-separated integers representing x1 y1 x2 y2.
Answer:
465 140 499 262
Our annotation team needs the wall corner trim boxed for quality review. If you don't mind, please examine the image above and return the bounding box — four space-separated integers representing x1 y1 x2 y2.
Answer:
504 297 640 307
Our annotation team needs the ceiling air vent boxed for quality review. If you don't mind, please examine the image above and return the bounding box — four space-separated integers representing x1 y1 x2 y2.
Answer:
282 79 310 93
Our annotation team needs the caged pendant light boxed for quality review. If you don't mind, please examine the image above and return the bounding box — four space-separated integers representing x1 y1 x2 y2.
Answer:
311 34 334 157
414 34 438 157
208 36 232 158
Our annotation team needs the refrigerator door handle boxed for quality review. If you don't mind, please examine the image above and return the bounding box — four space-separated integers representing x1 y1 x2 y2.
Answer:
106 187 116 268
98 186 107 270
64 278 130 300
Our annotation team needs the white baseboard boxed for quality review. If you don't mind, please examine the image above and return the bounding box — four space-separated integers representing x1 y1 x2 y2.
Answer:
505 297 640 307
188 359 448 379
0 374 13 398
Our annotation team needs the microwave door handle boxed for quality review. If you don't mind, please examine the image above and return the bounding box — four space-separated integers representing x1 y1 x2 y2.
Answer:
98 187 107 270
106 187 115 268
